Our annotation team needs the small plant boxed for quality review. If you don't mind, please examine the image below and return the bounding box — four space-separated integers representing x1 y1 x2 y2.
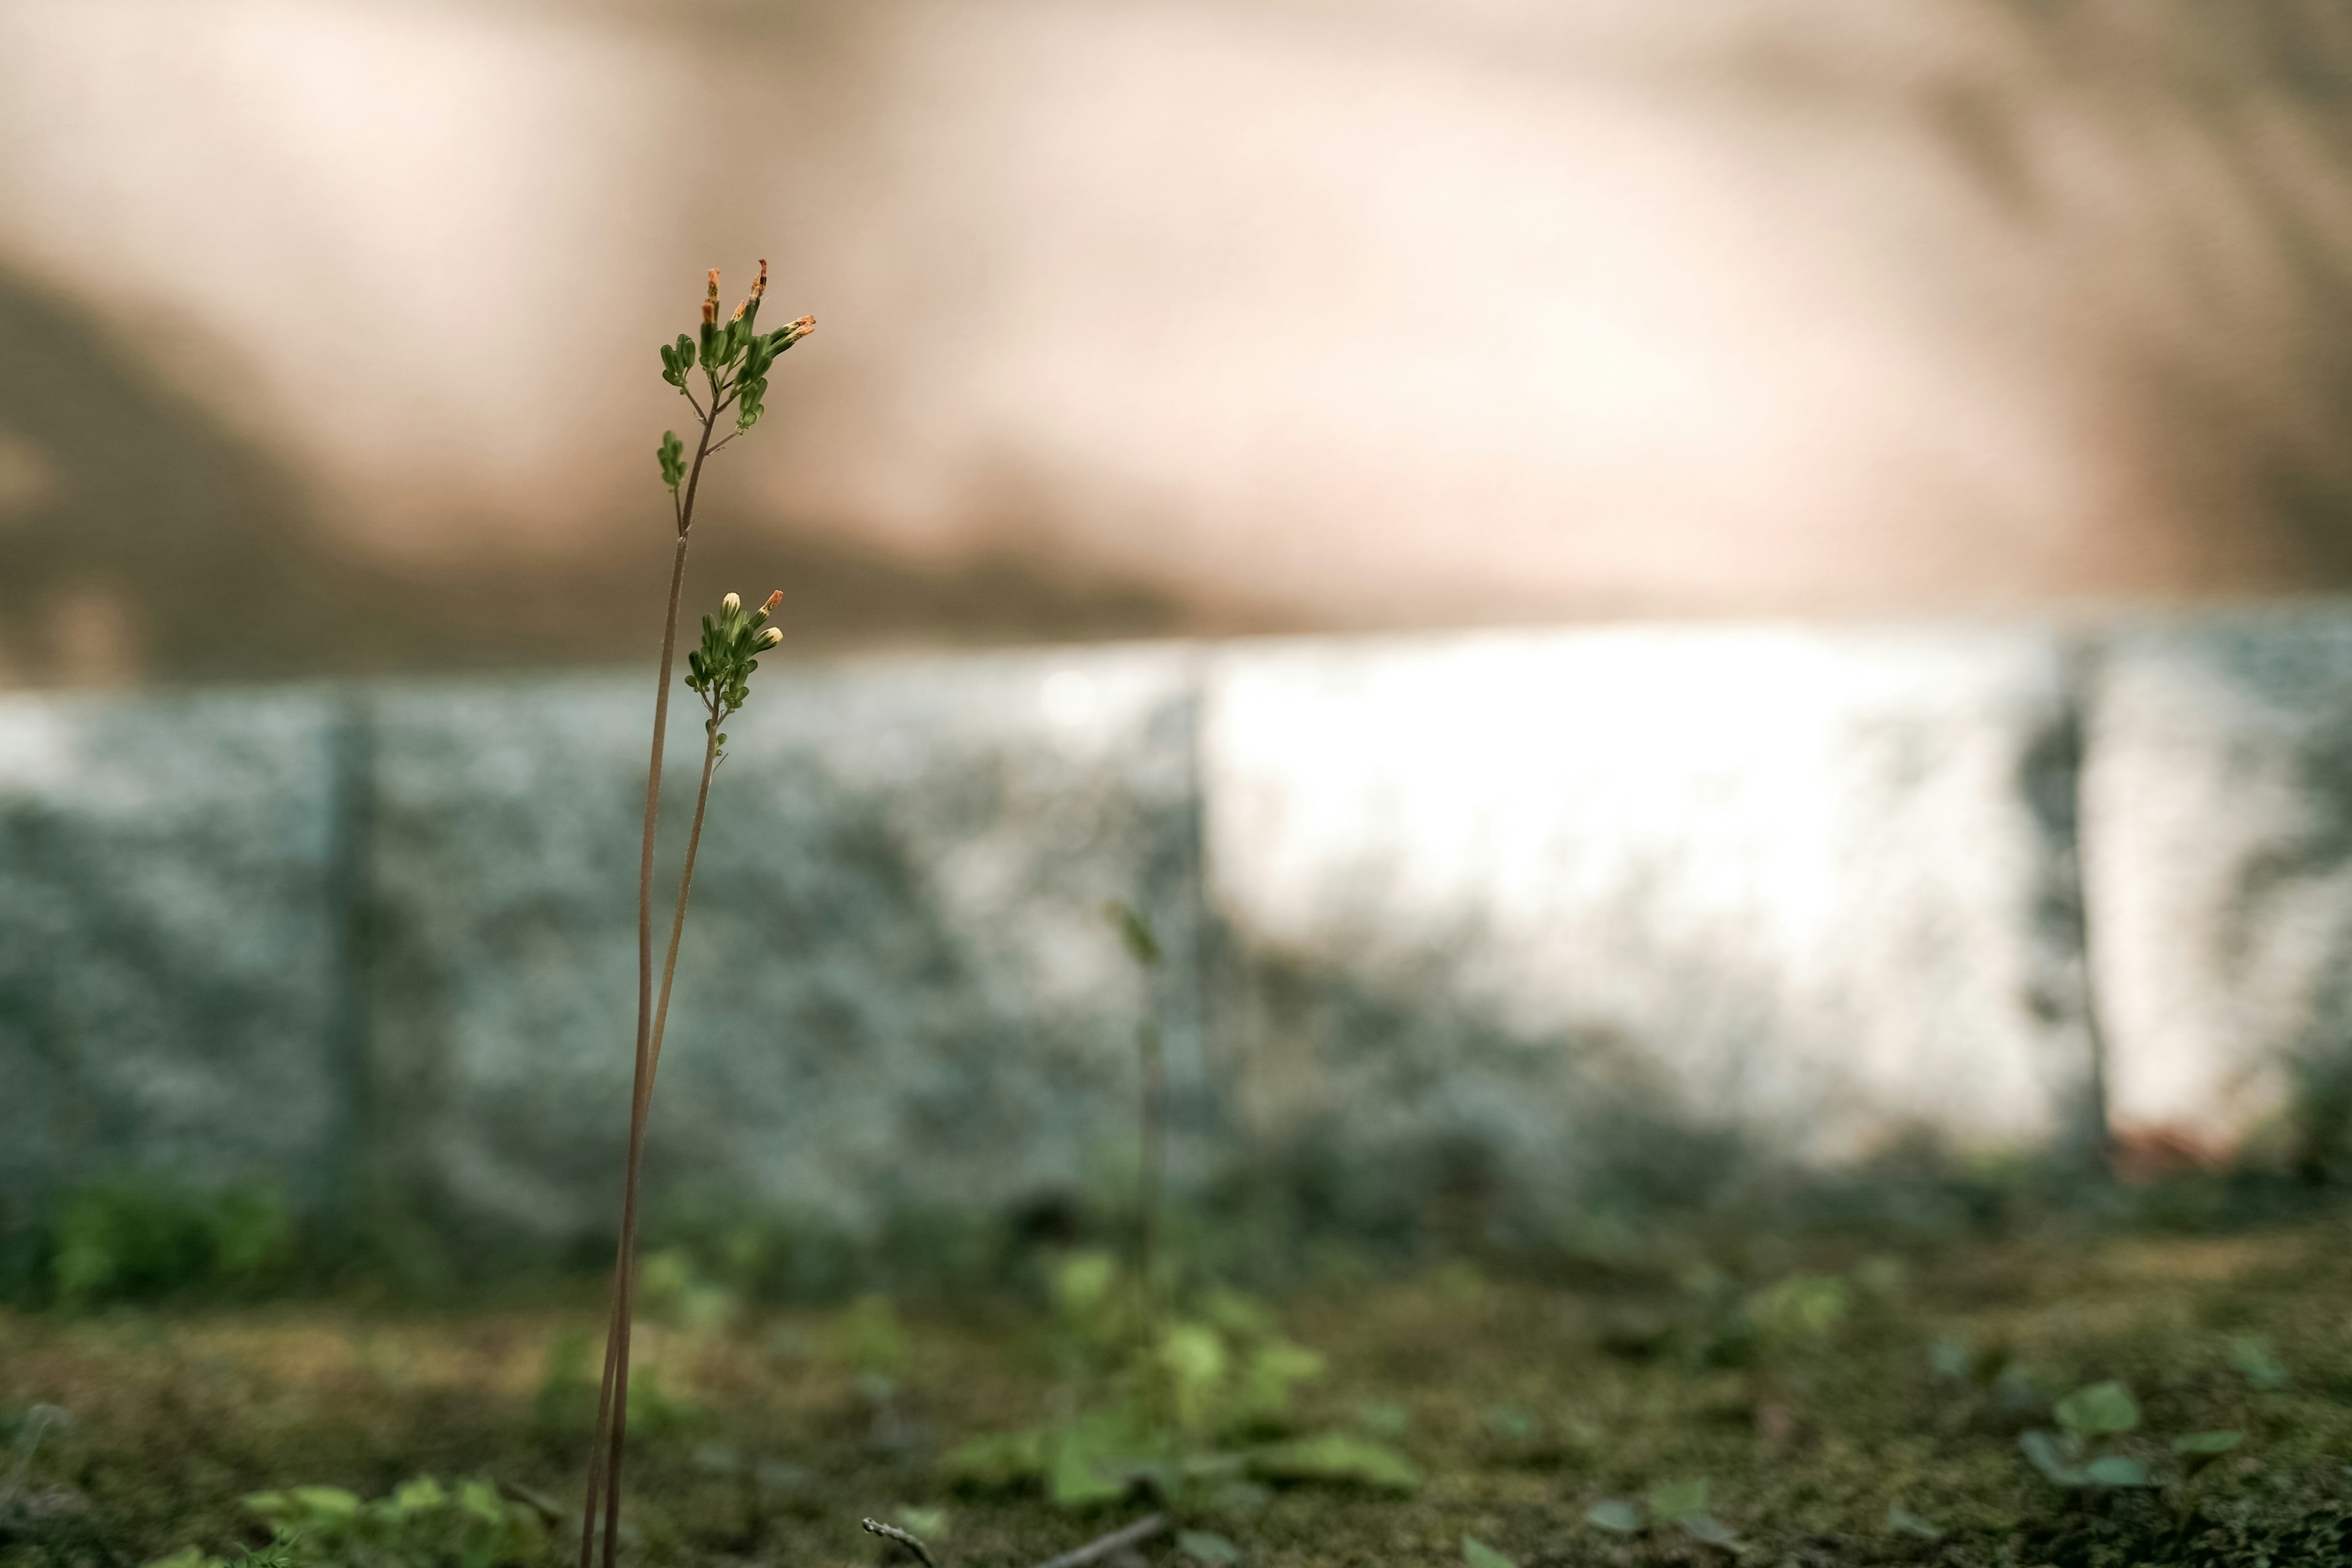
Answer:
2017 1378 2244 1502
48 1180 296 1309
2020 1380 2152 1490
150 1479 548 1568
944 908 1412 1507
1103 900 1167 1349
576 262 813 1568
2226 1334 2290 1391
1585 1479 1741 1554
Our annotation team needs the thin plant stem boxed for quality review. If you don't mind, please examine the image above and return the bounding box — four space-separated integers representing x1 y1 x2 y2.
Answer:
578 389 722 1568
649 718 723 1085
1137 1020 1165 1354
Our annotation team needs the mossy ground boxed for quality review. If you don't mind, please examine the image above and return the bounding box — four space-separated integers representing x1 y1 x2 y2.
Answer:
9 1211 2352 1568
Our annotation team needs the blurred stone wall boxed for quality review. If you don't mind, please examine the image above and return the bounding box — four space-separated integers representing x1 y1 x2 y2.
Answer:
4 614 2350 1253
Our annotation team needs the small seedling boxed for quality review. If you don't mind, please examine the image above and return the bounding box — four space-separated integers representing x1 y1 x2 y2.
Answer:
1584 1480 1740 1553
2228 1335 2290 1392
2021 1380 2151 1489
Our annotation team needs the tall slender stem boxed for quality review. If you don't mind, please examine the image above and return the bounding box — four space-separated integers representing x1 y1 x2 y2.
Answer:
1137 1020 1165 1354
578 394 721 1568
650 720 723 1084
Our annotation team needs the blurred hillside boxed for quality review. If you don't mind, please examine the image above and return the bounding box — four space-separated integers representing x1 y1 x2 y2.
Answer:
4 0 2352 684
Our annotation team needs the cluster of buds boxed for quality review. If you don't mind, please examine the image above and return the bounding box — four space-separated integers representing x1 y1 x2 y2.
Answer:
685 589 786 744
655 260 818 490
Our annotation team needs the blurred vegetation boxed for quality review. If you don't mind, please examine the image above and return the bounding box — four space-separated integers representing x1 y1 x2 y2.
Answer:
10 1201 2352 1567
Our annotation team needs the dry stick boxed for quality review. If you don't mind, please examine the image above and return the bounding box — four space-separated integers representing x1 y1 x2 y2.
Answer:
577 394 724 1568
860 1520 940 1568
1030 1513 1170 1568
864 1515 1170 1568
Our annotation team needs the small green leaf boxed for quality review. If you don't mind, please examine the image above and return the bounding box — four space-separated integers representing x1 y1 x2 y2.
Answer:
1483 1406 1540 1442
1461 1537 1515 1568
1103 901 1161 965
1646 1479 1708 1525
288 1486 361 1518
2174 1430 2243 1456
2054 1381 2139 1438
1585 1499 1643 1534
1180 1532 1241 1567
1886 1507 1943 1541
2228 1336 2290 1391
1679 1513 1741 1551
1928 1336 1973 1381
2084 1454 2153 1488
2020 1430 2086 1487
1248 1433 1420 1492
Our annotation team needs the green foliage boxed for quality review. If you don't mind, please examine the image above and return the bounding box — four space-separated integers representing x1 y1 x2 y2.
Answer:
2054 1379 2141 1438
1885 1506 1944 1541
2227 1334 2290 1390
653 267 810 445
1178 1531 1240 1566
944 1252 1411 1507
149 1479 544 1568
532 1329 699 1441
50 1181 297 1310
1744 1275 1849 1343
682 590 782 744
1583 1499 1642 1534
1582 1480 1739 1552
1102 901 1161 967
1458 1536 1513 1568
2019 1378 2244 1496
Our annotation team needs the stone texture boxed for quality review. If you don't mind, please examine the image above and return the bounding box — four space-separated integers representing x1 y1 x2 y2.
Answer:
2086 611 2352 1155
1202 626 2103 1230
0 689 350 1216
359 646 1204 1251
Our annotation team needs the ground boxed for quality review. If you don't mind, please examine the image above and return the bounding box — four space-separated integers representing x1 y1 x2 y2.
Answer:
8 1213 2352 1568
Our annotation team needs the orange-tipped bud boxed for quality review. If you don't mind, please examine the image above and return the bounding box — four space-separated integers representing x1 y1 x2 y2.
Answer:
703 269 720 325
778 315 815 345
760 590 783 614
750 259 767 301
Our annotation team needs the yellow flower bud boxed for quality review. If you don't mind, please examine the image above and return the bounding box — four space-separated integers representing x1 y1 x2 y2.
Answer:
721 592 741 616
756 627 783 649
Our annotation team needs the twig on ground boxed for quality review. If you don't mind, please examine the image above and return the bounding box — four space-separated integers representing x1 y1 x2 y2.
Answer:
1028 1513 1170 1568
862 1518 941 1568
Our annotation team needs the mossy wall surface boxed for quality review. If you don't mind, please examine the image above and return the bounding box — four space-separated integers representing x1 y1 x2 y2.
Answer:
2 614 2348 1251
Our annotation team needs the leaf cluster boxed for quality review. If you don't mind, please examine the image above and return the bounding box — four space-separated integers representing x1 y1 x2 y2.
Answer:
1584 1477 1741 1554
651 262 813 494
148 1479 546 1568
2018 1379 2244 1493
944 1253 1416 1508
684 591 782 741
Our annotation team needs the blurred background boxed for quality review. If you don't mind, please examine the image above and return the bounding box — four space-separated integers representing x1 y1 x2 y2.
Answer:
7 0 2352 683
22 12 2352 1561
10 0 2352 1289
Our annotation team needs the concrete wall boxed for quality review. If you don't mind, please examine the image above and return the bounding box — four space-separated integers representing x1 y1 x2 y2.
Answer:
4 614 2350 1248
